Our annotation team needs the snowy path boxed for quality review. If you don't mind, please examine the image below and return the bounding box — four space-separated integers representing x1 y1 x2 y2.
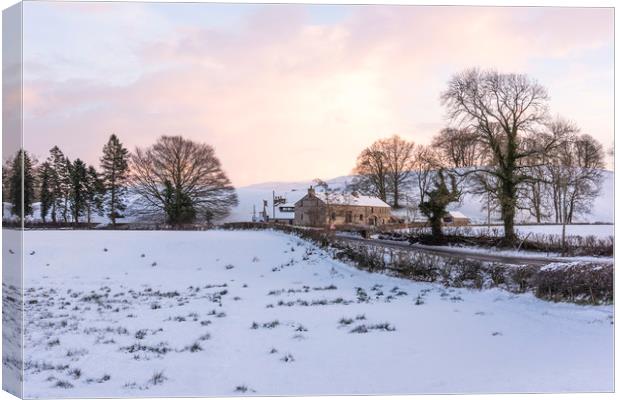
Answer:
11 230 614 397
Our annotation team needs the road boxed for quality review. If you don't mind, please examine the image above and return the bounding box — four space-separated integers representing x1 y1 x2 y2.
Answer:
333 235 570 266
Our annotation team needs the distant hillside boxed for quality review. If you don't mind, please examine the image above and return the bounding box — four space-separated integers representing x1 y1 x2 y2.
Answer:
227 170 614 224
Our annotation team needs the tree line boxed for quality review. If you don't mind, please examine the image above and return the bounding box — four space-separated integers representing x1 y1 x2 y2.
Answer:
3 135 238 226
352 68 607 246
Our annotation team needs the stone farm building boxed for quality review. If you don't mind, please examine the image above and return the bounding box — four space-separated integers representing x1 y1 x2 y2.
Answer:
443 211 470 226
294 187 392 227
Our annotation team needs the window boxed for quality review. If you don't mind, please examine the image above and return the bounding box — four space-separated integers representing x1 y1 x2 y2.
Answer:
359 214 363 221
330 212 336 221
371 207 374 213
345 211 352 223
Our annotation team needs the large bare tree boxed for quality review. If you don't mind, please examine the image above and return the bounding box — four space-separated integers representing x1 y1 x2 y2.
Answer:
431 128 483 168
383 135 415 208
353 135 414 208
411 144 439 208
352 142 389 202
546 126 604 235
441 69 556 245
131 136 238 224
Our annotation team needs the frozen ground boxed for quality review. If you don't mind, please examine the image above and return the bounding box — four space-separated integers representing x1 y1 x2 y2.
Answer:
9 230 614 398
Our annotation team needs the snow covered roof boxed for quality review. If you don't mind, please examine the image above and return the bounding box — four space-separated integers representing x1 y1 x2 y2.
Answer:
308 192 391 208
447 211 469 219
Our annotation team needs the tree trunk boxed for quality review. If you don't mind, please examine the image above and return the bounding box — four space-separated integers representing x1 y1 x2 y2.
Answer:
62 198 68 223
393 182 399 208
502 211 517 246
430 216 443 243
561 220 567 256
499 176 518 246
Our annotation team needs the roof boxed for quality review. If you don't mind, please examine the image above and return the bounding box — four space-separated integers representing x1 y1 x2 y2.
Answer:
306 192 391 208
447 211 469 219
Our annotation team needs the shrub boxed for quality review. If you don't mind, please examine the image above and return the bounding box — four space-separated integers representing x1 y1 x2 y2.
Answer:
452 259 484 289
488 264 507 286
54 380 74 389
510 265 538 293
535 262 613 304
149 371 166 386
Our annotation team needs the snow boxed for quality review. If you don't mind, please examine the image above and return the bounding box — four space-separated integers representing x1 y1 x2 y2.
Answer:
308 192 391 208
10 229 613 397
446 210 468 219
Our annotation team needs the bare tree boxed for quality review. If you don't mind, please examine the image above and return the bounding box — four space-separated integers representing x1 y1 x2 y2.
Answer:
411 145 439 208
441 68 556 245
353 135 414 208
131 136 238 224
431 128 483 168
383 135 415 208
546 127 604 245
352 142 388 202
516 132 558 223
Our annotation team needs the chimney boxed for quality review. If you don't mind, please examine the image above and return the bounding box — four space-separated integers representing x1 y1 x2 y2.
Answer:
308 186 316 196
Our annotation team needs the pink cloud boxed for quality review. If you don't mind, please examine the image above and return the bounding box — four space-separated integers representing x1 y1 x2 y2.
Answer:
22 5 613 185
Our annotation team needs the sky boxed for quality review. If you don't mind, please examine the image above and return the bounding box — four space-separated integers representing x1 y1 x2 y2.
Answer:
16 2 614 186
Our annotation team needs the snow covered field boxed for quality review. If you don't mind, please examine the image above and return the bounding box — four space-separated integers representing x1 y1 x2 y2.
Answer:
11 230 614 397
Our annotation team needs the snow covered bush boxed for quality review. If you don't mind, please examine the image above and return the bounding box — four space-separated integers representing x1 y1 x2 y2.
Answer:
535 262 613 304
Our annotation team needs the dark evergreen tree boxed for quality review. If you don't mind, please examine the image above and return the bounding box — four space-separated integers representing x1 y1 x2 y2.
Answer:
61 158 72 223
39 161 54 223
2 159 13 206
68 159 88 225
419 170 460 243
100 134 129 227
85 166 105 224
162 180 196 224
9 149 35 221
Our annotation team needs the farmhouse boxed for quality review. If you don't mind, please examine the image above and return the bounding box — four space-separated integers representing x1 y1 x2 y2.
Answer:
294 187 391 227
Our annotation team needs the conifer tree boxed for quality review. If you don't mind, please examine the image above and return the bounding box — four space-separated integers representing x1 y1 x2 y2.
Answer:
9 149 35 221
85 166 105 224
100 134 129 226
39 161 53 223
61 158 72 223
68 159 88 224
